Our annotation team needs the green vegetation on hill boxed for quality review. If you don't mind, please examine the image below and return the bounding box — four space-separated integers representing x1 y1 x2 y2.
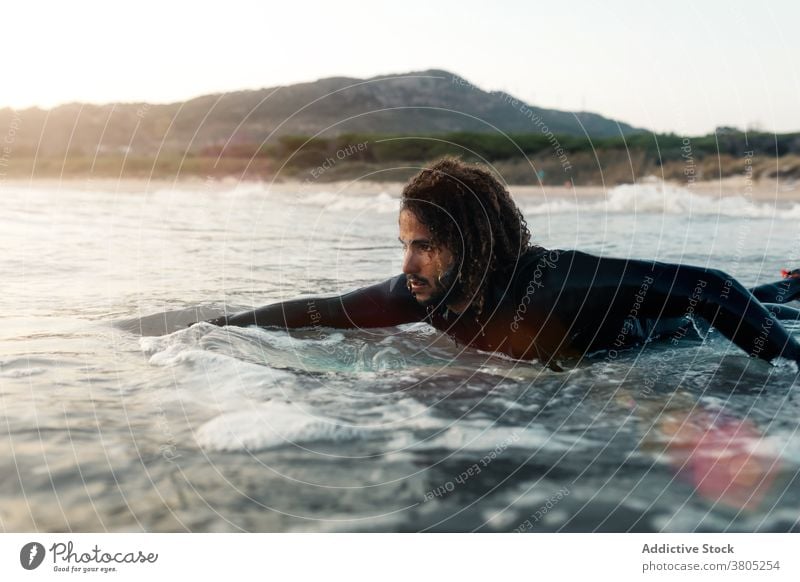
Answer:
3 129 799 186
243 129 800 165
199 129 800 185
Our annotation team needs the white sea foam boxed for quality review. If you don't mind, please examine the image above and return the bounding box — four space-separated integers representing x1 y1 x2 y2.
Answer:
195 401 369 452
295 191 399 214
522 182 800 219
0 367 46 378
418 420 576 454
139 325 300 410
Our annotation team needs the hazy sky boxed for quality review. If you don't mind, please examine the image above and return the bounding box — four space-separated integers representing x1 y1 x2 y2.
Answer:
4 0 799 135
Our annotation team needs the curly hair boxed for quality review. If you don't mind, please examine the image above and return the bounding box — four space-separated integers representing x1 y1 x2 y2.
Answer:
400 157 534 316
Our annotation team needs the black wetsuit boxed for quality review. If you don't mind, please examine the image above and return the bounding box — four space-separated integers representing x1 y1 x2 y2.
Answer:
209 247 800 366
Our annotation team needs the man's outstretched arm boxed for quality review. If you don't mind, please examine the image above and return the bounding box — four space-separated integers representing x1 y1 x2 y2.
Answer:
536 251 800 364
206 274 427 329
645 261 800 363
523 251 800 363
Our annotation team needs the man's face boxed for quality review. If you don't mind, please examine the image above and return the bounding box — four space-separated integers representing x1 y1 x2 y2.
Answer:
398 209 456 307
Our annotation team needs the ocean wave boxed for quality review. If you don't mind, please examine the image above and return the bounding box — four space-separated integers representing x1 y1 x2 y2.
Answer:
522 182 800 219
294 191 399 214
195 401 370 452
0 367 46 378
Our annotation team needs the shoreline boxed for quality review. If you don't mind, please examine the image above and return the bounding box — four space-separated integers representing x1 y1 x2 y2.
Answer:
2 175 798 202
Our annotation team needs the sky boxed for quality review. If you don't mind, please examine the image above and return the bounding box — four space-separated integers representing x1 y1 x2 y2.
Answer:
3 0 799 135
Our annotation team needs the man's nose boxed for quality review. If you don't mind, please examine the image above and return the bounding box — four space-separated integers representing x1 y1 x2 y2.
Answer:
401 248 418 274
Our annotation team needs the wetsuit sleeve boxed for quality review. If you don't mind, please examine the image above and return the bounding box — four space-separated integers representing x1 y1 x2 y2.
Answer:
207 274 427 329
526 250 800 363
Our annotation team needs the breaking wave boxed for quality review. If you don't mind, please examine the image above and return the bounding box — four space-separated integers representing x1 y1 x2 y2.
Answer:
522 182 800 219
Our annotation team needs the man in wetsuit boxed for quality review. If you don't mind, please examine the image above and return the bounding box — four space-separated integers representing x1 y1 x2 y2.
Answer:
207 158 800 368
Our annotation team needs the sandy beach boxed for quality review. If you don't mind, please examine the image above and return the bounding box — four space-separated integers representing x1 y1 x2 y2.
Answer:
4 175 799 202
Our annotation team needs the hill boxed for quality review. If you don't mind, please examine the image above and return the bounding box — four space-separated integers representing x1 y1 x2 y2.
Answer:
0 69 642 158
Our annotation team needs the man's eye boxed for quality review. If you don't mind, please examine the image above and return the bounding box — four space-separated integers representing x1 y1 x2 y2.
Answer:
400 242 434 253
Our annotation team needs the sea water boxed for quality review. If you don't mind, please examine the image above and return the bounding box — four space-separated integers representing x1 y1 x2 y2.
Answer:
2 179 800 532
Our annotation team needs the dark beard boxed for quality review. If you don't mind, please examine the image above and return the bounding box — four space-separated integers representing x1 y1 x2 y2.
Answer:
408 265 465 311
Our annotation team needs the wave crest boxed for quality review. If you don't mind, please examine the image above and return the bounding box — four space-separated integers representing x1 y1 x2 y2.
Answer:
523 182 800 219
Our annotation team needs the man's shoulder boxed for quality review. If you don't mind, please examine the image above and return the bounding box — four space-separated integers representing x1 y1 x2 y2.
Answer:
486 247 561 307
496 248 602 302
507 247 575 279
513 248 606 275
